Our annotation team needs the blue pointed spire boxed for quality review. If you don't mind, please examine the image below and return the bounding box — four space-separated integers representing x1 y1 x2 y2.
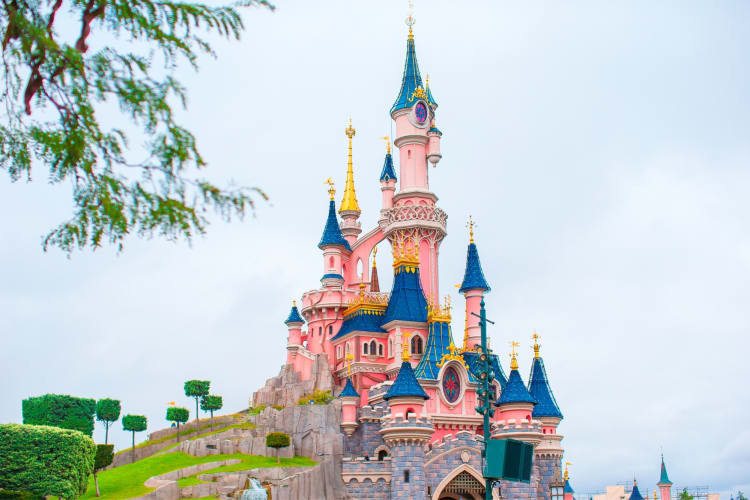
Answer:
629 480 644 500
382 261 428 324
391 34 424 114
318 199 351 251
459 240 490 293
528 355 563 419
284 303 304 325
379 152 397 182
495 369 536 406
564 479 575 494
339 378 360 398
658 454 673 486
384 361 429 400
425 77 438 108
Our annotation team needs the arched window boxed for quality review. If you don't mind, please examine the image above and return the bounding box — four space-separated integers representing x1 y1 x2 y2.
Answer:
388 339 393 357
363 343 369 355
405 408 414 419
370 340 377 355
328 325 333 336
378 450 388 461
411 335 423 355
378 344 383 356
337 346 342 358
329 256 334 269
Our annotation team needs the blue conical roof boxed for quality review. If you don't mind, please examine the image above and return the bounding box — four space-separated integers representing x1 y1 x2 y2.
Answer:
385 361 429 400
382 264 428 324
339 378 360 398
658 455 673 485
380 153 398 182
495 369 536 406
564 479 575 494
528 357 563 419
391 36 424 114
414 320 455 379
459 242 490 293
629 481 644 500
318 200 351 251
426 81 438 108
284 304 304 325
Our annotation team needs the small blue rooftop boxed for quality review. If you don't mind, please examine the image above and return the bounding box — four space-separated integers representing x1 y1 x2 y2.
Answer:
564 479 575 494
391 35 424 114
629 482 644 500
384 361 429 400
380 153 398 182
284 304 304 325
332 309 386 340
495 369 536 406
658 455 673 485
428 125 442 135
382 264 428 325
528 356 563 419
413 320 455 380
459 242 490 293
318 200 351 251
339 378 360 399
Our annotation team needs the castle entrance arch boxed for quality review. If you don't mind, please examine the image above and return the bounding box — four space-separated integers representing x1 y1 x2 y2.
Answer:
432 464 488 500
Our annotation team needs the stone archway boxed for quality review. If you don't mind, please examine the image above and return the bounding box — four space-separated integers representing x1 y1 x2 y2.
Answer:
432 464 488 500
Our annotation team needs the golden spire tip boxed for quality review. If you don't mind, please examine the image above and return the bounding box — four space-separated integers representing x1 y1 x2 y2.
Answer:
532 332 540 359
467 216 475 243
401 332 411 362
509 341 520 370
325 178 335 201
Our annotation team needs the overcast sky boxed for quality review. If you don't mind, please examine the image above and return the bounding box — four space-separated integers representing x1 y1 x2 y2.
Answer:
1 0 749 497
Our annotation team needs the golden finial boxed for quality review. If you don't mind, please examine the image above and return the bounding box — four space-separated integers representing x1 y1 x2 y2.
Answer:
405 0 415 39
532 332 540 359
372 246 378 266
461 312 470 352
401 332 411 362
381 136 391 155
325 178 335 200
467 216 475 244
564 462 572 481
345 352 354 377
509 341 520 371
340 118 360 213
654 491 658 500
293 300 297 307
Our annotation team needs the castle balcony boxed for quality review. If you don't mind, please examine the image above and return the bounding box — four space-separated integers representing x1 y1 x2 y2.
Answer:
380 204 447 242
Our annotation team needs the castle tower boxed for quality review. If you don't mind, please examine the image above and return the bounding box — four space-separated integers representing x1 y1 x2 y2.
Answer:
657 454 673 500
339 119 362 247
379 139 397 213
492 343 542 444
284 301 305 365
382 16 446 300
339 354 361 436
459 218 491 351
629 479 645 500
382 345 432 500
319 181 351 287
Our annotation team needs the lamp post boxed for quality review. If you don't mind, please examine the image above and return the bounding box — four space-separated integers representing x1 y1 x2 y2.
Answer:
472 298 498 500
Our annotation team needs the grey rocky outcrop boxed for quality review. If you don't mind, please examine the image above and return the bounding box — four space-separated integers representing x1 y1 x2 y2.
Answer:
252 356 333 408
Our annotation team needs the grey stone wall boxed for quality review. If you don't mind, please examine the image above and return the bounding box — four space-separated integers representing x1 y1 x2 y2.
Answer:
345 477 390 499
424 431 484 496
390 442 427 500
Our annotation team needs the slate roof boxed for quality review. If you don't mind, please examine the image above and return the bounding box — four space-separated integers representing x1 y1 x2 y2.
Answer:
459 242 490 293
428 125 442 135
391 36 424 114
339 378 360 398
318 200 351 251
495 369 536 406
379 153 398 182
658 455 673 485
332 309 386 340
464 351 508 390
384 361 429 400
284 304 304 325
629 482 644 500
382 264 428 324
564 479 575 494
528 356 563 419
414 320 455 379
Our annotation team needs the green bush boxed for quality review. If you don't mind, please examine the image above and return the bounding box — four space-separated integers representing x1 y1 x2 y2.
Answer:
22 394 96 437
0 423 96 499
184 380 210 422
95 399 121 445
297 389 333 406
249 404 266 415
271 405 284 411
166 407 189 441
122 414 147 463
200 395 223 431
94 444 114 471
265 432 291 463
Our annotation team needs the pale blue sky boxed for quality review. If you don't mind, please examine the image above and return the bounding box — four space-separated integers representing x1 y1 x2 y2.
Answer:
1 1 749 497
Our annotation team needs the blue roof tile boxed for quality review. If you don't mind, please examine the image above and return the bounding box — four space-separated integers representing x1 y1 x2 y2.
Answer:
428 126 442 134
332 309 386 340
284 304 304 325
464 351 508 390
629 482 644 500
414 320 455 380
379 153 398 182
495 369 536 406
564 479 575 494
384 361 429 400
339 378 360 398
321 273 344 281
318 200 351 251
459 242 490 293
391 37 424 114
528 357 563 419
382 264 428 324
658 455 672 485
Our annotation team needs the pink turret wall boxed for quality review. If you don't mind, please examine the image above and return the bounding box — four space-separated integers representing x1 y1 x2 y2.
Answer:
342 402 357 424
659 485 671 500
388 399 424 419
381 180 396 210
464 289 483 348
394 115 430 191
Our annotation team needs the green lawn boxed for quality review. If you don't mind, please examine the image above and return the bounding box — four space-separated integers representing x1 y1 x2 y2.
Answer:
82 451 312 500
177 455 316 487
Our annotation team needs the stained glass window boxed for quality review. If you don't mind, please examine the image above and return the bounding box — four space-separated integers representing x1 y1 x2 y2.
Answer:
443 366 461 403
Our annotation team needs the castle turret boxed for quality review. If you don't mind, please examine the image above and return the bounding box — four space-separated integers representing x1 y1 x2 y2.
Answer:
424 75 442 167
629 479 645 500
459 217 491 351
319 180 350 287
379 139 397 212
339 119 362 247
657 454 673 500
563 464 575 500
284 301 305 366
339 355 361 436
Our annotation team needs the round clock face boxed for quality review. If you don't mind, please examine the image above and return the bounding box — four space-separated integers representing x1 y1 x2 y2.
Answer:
442 366 461 403
415 101 428 124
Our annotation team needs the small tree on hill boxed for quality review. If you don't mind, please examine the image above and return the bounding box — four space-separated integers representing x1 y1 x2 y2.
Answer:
679 488 694 500
95 399 121 444
184 380 210 422
93 444 114 497
122 415 147 464
200 395 223 431
266 432 290 464
166 407 189 441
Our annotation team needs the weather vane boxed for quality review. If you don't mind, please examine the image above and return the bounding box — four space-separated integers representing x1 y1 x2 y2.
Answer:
325 178 335 200
467 215 476 243
405 0 415 37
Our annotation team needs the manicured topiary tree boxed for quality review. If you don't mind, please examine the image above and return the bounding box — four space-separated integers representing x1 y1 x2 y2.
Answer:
95 399 121 444
166 407 189 441
200 395 223 431
184 380 210 422
22 394 97 436
266 432 290 464
0 423 96 498
122 415 147 463
93 444 114 497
